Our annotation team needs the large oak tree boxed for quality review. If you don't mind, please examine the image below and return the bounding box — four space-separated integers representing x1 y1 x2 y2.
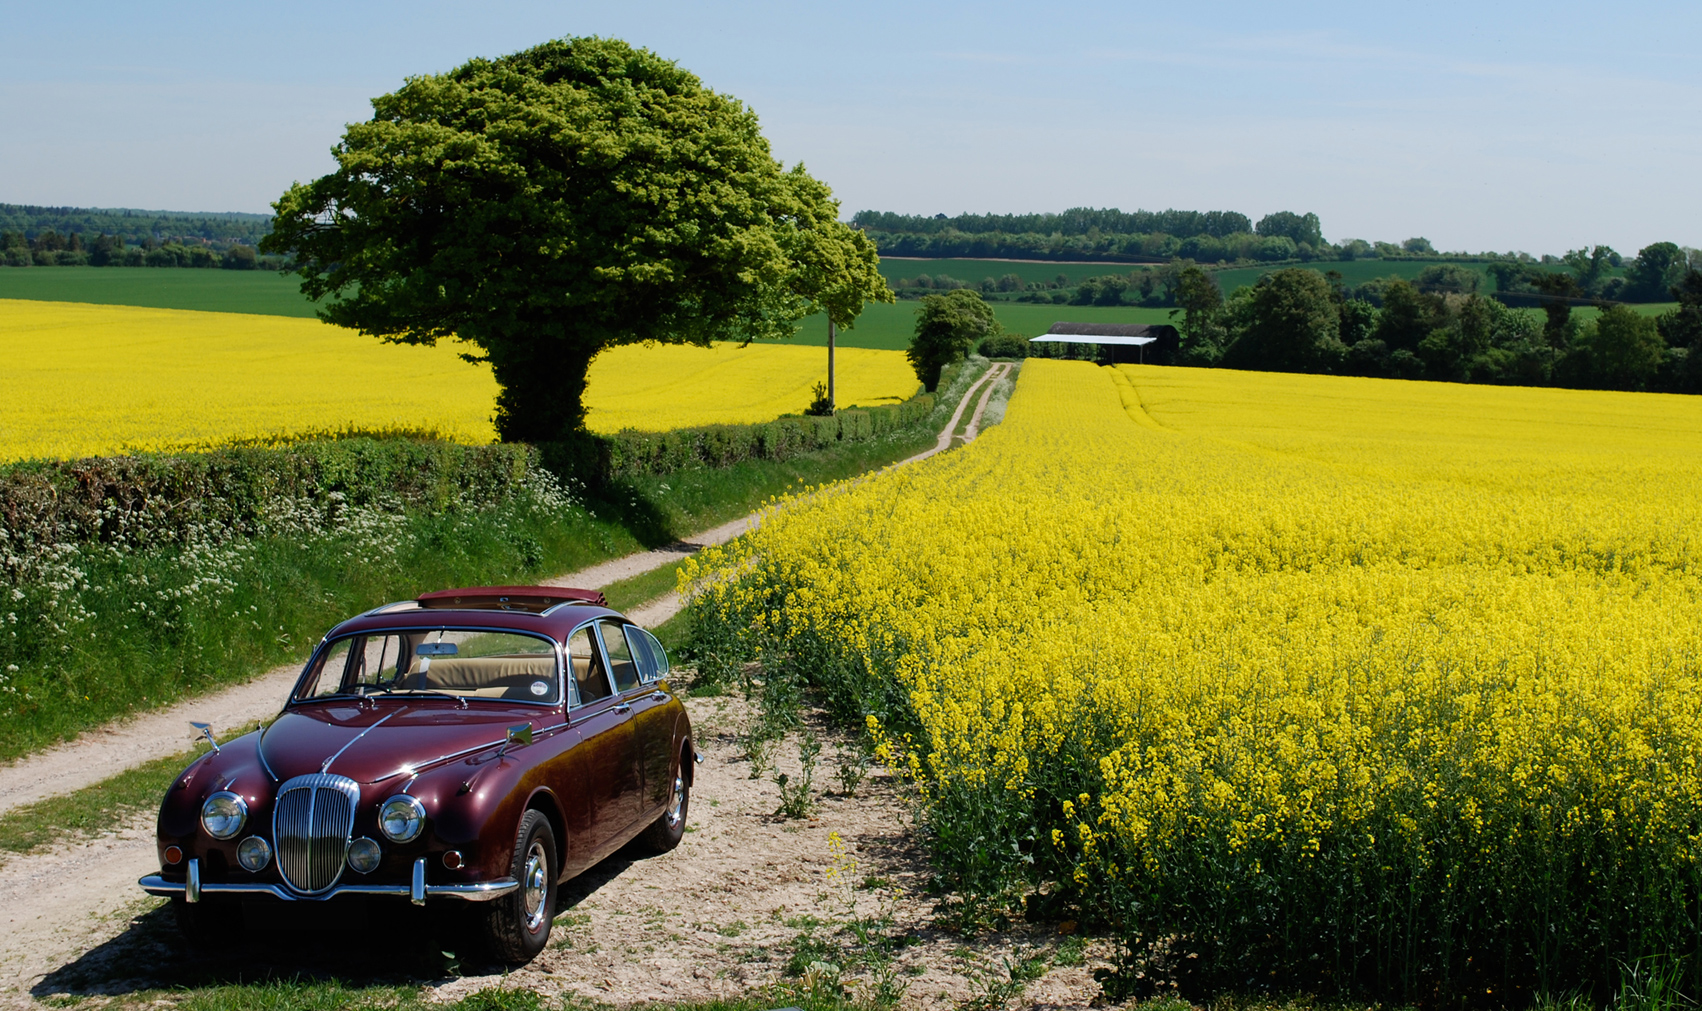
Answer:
262 37 888 443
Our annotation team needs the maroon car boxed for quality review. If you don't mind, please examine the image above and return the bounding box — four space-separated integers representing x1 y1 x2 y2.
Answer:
139 585 693 962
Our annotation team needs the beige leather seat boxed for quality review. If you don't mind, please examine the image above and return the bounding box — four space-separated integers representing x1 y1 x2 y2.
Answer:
405 655 557 700
572 655 612 702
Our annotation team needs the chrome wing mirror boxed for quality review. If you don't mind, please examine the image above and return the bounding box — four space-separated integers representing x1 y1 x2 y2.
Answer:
190 721 220 754
497 722 533 759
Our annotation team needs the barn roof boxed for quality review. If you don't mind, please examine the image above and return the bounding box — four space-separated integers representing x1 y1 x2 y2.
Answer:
1045 322 1177 338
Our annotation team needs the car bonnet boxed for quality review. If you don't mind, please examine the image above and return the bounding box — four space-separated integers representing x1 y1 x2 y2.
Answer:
259 701 556 785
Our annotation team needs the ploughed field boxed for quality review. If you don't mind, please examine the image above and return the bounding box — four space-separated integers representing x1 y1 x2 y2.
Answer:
687 360 1702 1002
0 300 918 462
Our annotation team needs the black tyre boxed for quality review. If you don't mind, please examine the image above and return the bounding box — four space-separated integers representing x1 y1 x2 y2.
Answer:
635 753 689 854
479 809 557 963
172 896 242 949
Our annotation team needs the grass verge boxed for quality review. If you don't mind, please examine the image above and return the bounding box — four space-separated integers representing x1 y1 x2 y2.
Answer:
600 560 688 614
0 744 204 859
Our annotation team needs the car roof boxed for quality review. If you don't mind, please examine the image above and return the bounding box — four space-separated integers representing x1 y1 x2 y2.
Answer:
323 585 631 641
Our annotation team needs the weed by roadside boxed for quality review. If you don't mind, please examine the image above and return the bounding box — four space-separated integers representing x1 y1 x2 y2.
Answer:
776 731 822 818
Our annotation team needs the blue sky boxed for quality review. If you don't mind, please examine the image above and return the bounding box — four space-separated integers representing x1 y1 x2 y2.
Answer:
2 0 1698 255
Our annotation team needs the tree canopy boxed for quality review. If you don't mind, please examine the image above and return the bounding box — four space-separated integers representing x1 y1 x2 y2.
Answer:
907 289 999 392
1224 268 1344 373
261 36 888 443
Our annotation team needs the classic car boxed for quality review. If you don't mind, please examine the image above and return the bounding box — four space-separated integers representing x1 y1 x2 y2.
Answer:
139 585 693 962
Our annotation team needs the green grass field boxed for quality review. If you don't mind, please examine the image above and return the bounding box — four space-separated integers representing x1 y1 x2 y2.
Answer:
0 266 321 316
1211 259 1490 292
778 301 1179 350
0 265 1675 351
879 256 1153 287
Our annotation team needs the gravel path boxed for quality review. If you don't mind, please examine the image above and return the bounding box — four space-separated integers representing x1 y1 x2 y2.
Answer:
0 364 1004 819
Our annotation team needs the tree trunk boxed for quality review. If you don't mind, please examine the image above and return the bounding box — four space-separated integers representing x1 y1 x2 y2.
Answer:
486 335 599 444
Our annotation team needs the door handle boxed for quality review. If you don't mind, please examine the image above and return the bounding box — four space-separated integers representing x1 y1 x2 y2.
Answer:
613 704 632 714
649 691 668 702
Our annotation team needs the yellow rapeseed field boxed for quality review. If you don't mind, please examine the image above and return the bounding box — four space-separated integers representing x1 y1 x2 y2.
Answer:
0 300 917 461
687 360 1702 997
581 341 917 433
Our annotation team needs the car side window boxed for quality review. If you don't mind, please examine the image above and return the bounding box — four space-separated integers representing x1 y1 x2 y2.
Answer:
598 621 640 694
626 625 669 683
568 627 611 705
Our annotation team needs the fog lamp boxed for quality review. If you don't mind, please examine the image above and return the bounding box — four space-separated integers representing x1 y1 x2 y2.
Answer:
347 837 382 874
236 835 271 871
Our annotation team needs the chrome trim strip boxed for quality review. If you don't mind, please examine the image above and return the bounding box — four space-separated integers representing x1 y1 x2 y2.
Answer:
139 873 516 903
411 857 426 905
256 722 280 783
358 600 420 618
186 859 201 903
321 711 398 773
375 723 569 783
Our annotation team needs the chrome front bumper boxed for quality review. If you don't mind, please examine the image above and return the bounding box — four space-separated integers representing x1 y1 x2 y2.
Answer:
140 857 516 905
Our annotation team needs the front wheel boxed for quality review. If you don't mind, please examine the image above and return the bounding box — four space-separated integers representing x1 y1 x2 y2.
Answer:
636 756 689 854
479 809 557 963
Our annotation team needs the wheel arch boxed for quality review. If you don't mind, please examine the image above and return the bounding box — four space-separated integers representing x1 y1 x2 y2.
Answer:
522 786 568 872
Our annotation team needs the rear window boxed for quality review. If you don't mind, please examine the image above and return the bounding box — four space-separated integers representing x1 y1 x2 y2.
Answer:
297 629 560 704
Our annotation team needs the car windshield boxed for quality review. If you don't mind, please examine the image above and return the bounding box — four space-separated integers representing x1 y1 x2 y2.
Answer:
296 629 560 704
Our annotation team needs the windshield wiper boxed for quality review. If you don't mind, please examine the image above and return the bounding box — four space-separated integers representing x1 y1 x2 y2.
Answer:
372 680 466 704
375 688 463 701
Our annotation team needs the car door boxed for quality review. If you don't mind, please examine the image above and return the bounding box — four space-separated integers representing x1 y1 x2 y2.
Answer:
600 620 674 815
564 624 641 864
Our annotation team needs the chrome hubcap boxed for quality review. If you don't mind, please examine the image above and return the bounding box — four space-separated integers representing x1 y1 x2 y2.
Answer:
665 773 685 829
522 840 548 931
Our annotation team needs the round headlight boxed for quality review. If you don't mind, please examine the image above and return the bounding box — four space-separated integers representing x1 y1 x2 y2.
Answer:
347 837 382 874
200 791 248 840
236 835 271 871
378 795 426 843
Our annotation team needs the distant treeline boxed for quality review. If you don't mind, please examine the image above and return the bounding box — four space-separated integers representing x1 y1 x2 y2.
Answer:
853 208 1258 239
898 243 1701 313
1149 263 1702 395
0 203 271 246
855 207 1702 296
1 229 285 269
0 203 283 269
856 207 1343 263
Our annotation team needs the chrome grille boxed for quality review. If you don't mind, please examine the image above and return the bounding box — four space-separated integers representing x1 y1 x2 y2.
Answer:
272 773 360 895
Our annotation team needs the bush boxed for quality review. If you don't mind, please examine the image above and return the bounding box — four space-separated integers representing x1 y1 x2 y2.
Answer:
599 394 934 478
0 438 534 580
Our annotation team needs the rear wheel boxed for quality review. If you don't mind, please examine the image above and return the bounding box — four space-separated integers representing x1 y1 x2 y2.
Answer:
636 753 689 854
479 809 556 963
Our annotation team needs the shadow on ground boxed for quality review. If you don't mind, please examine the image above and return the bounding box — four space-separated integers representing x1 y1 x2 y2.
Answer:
30 848 647 1001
